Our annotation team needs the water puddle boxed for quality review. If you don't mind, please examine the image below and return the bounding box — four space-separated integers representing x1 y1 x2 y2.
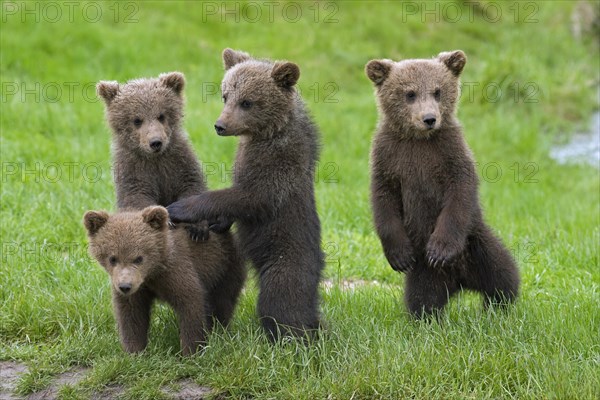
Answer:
550 110 600 168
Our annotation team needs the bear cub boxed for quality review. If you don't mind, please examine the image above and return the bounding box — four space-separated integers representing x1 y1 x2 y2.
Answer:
366 50 520 317
168 49 324 341
83 206 246 355
97 72 230 239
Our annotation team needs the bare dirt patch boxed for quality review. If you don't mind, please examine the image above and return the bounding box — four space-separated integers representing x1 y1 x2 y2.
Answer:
26 367 90 400
1 362 214 400
0 361 28 400
162 379 214 400
321 279 385 292
90 384 126 400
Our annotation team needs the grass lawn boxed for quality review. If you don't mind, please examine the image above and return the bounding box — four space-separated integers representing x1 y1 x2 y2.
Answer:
1 1 599 398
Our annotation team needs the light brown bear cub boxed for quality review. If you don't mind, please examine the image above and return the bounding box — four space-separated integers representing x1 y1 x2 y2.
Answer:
83 206 245 355
366 51 520 317
96 72 231 239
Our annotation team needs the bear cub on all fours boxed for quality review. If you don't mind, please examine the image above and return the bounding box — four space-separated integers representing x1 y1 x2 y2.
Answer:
168 49 324 341
83 206 246 355
96 72 231 239
366 50 520 317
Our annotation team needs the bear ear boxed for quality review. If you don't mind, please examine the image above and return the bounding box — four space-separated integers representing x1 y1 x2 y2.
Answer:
438 50 467 77
271 62 300 88
83 211 110 236
365 60 393 85
96 81 119 104
222 48 251 70
142 206 169 230
159 72 185 95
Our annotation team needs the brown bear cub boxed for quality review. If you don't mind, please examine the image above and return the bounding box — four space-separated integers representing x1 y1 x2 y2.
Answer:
167 49 324 341
366 50 520 317
83 206 246 355
96 72 231 238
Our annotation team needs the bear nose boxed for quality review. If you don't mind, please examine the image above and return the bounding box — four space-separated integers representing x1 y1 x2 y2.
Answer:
214 122 226 135
423 114 437 128
119 283 132 294
149 140 163 151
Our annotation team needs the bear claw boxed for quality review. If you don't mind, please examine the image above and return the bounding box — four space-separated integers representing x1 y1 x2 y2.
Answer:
426 246 458 269
384 247 416 272
184 222 210 242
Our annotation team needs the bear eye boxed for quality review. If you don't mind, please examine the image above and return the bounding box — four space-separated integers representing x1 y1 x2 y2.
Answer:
434 88 441 101
222 95 228 104
157 114 165 123
406 91 417 103
108 256 117 266
133 256 143 264
240 100 253 109
133 118 143 127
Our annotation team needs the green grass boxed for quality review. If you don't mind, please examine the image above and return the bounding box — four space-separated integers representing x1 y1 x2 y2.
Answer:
1 1 599 398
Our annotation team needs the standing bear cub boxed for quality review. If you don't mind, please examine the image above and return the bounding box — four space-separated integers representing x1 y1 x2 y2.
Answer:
84 206 246 355
96 72 230 238
366 50 520 317
168 49 324 341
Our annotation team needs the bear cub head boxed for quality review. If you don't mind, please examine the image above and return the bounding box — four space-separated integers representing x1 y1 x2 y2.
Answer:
97 72 185 155
366 50 466 135
214 48 300 138
84 206 169 296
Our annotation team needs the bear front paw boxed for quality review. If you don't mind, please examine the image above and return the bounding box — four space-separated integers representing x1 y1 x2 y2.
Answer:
166 198 198 224
184 221 210 242
383 243 416 273
425 237 462 269
209 216 234 234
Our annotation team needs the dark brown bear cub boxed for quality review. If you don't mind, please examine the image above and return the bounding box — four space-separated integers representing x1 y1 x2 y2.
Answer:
83 206 246 355
168 49 324 341
96 72 230 238
366 50 520 317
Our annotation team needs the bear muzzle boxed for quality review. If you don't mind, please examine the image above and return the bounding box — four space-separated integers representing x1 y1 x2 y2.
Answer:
112 267 142 296
141 121 169 154
422 113 437 130
214 120 227 136
214 119 241 136
149 139 163 152
118 283 132 294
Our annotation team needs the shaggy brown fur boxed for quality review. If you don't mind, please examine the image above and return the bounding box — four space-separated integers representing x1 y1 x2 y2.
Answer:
168 49 324 341
97 72 231 238
83 206 245 355
366 50 520 317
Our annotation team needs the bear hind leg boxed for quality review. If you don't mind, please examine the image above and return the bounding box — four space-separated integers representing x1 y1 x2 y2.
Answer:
208 255 247 328
404 266 459 319
465 229 520 309
257 260 321 342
